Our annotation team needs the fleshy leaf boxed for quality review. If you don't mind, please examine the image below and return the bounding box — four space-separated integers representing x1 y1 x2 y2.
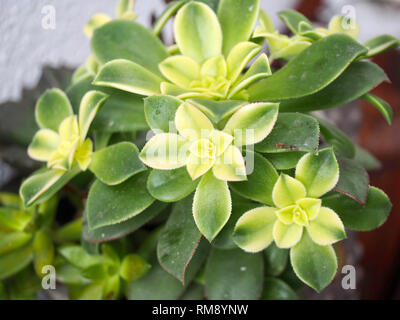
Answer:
248 34 367 101
255 113 319 153
226 42 261 83
362 93 393 125
233 206 277 252
20 167 80 207
186 153 214 180
84 13 111 38
159 55 200 88
279 61 388 112
322 186 391 231
188 99 246 124
153 0 186 36
144 95 181 132
290 232 337 292
0 231 32 256
278 9 313 34
307 207 346 245
262 277 298 300
175 102 213 141
224 102 279 146
204 247 264 300
28 129 61 161
264 243 289 277
119 254 151 282
174 2 222 63
297 198 321 221
92 19 168 75
193 171 231 241
89 142 145 185
265 151 306 170
272 174 306 208
364 34 400 58
139 133 189 170
201 55 227 78
0 245 33 280
78 91 108 139
35 88 73 132
157 196 209 283
87 172 155 230
230 151 278 205
218 0 259 56
328 15 359 39
273 221 303 248
295 148 339 198
212 146 246 181
93 59 163 96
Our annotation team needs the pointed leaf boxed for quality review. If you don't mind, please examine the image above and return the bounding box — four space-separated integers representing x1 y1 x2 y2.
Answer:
92 19 168 75
159 55 200 87
119 254 151 282
139 133 190 170
290 232 337 292
255 113 319 153
296 148 339 198
272 174 306 208
144 95 182 132
249 34 367 101
204 247 263 300
226 41 261 82
362 93 393 125
35 88 73 132
278 10 313 34
212 146 247 181
157 196 209 283
94 59 163 96
89 142 145 185
78 91 108 139
186 153 214 180
230 151 278 205
174 2 222 63
307 207 346 245
147 167 199 203
233 206 277 252
364 34 400 58
188 99 246 124
193 171 231 241
322 186 391 231
28 129 61 161
224 102 279 146
273 221 303 248
58 245 106 269
87 172 154 230
279 61 388 112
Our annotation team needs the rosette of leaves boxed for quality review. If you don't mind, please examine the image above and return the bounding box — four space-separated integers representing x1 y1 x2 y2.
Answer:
57 244 150 300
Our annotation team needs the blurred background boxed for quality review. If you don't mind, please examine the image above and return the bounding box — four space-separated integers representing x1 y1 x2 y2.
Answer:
0 0 399 299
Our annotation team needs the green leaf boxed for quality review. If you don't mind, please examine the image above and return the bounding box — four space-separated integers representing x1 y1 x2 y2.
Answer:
58 245 106 270
89 142 145 185
226 42 261 82
28 129 61 161
174 2 222 63
67 75 148 133
362 93 393 125
153 0 186 36
204 248 264 300
353 145 381 170
261 277 298 300
233 206 277 252
82 202 167 243
295 148 339 198
53 219 82 243
193 171 231 241
159 55 200 88
316 117 355 158
363 34 400 58
255 113 319 153
144 95 182 132
84 14 111 38
212 194 258 249
0 231 32 256
20 167 80 207
116 0 135 19
33 229 54 276
230 151 278 205
93 59 163 96
322 186 391 231
147 167 199 202
279 61 388 112
188 99 246 124
272 174 306 208
264 151 306 170
35 88 73 132
290 231 337 292
249 34 367 101
264 243 289 276
273 221 303 248
92 19 168 75
334 157 369 205
0 245 33 280
78 90 108 139
180 283 205 300
157 196 209 283
278 9 313 34
87 172 154 230
217 0 259 55
223 102 279 146
119 254 151 282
